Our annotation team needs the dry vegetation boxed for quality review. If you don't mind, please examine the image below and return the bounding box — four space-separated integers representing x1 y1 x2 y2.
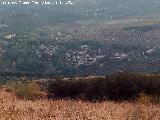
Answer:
1 73 160 120
0 89 159 120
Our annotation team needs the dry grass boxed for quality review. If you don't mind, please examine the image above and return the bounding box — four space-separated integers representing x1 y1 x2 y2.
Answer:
0 90 160 120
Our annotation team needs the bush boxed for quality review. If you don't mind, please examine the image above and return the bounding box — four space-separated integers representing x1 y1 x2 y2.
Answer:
47 72 160 101
47 79 86 99
6 81 47 100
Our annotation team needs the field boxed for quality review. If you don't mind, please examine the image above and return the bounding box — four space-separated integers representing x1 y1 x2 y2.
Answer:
0 89 160 120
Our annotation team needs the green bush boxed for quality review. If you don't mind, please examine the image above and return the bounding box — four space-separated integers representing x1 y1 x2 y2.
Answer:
47 72 160 101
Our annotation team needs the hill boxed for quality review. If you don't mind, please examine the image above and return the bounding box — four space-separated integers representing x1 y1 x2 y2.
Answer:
0 0 160 76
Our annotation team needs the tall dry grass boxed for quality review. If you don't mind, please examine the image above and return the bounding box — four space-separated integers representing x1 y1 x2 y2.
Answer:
0 89 160 120
4 81 47 100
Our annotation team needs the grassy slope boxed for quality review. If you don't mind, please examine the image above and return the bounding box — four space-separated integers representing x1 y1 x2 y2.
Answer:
0 89 159 120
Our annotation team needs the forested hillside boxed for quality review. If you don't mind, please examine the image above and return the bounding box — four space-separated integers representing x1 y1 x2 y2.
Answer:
0 0 160 76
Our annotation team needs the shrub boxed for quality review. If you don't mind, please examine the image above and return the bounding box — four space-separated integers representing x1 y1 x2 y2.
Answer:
46 72 160 101
6 81 47 100
47 79 86 99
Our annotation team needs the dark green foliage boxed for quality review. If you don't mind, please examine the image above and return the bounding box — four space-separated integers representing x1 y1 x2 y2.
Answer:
47 72 160 101
47 78 86 99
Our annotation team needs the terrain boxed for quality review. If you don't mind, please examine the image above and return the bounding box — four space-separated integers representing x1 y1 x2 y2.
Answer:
0 89 160 120
1 0 160 120
0 0 160 77
0 72 160 119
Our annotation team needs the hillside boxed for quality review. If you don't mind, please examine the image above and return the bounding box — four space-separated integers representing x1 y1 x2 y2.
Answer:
0 0 160 76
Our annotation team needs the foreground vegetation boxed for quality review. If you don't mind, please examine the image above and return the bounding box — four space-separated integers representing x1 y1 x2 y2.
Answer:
0 72 160 119
4 72 160 102
0 89 160 120
46 72 160 102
